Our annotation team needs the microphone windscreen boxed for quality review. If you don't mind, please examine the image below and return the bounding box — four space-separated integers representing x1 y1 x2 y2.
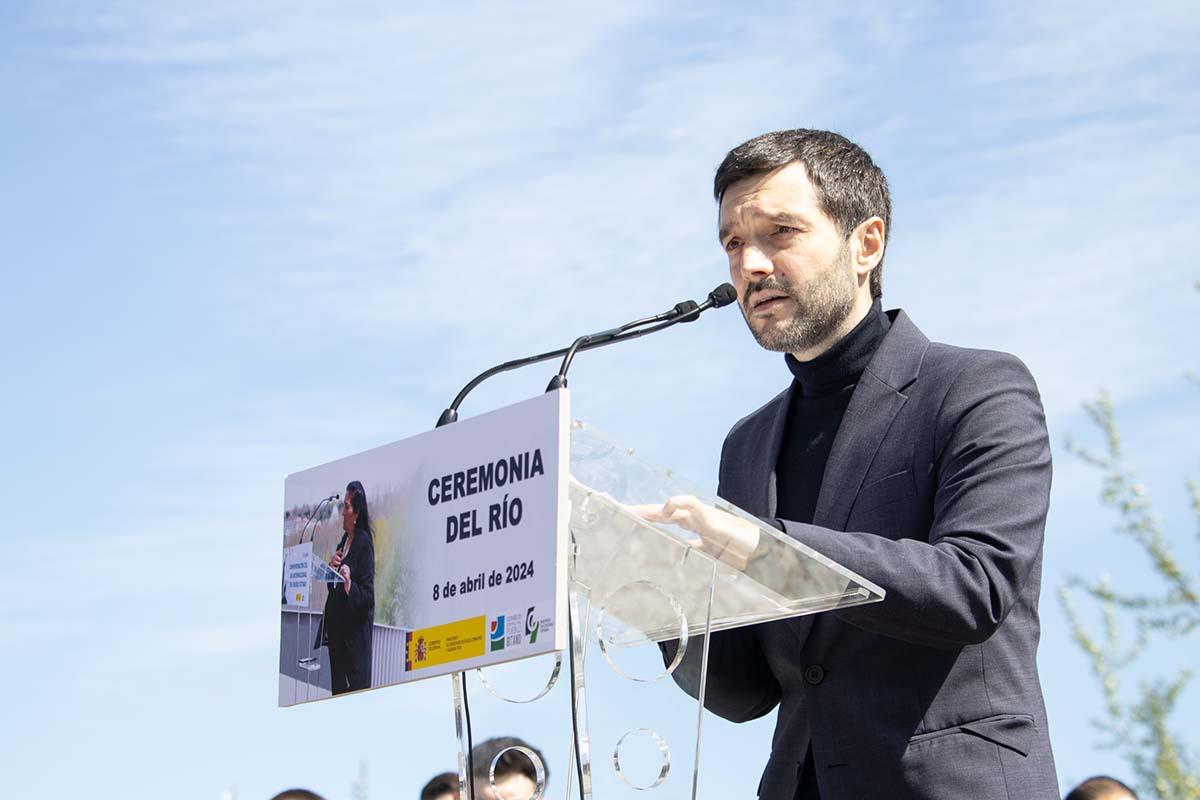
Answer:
709 283 737 308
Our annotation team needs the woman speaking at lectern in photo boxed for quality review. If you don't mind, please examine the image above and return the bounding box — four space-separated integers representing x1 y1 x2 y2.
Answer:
320 479 375 694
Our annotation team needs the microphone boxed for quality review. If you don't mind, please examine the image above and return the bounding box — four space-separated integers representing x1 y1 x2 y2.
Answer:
673 282 737 323
435 283 737 426
709 282 738 307
617 300 699 331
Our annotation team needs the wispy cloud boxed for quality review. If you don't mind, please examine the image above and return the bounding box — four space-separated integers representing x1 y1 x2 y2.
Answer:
38 2 1198 412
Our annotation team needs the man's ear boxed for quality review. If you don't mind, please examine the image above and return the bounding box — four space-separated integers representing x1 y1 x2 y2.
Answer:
853 217 886 279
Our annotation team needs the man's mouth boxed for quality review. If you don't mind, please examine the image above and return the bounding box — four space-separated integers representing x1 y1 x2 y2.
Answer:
749 292 790 312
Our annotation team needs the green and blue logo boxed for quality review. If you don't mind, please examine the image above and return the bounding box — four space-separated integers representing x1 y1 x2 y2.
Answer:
489 615 506 652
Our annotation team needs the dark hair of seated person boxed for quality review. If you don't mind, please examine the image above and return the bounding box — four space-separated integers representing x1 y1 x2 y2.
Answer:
269 790 326 800
470 736 547 785
420 771 459 800
1064 775 1139 800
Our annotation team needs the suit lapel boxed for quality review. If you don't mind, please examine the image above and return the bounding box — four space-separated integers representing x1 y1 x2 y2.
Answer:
812 372 906 530
811 310 929 531
756 388 792 518
729 383 796 515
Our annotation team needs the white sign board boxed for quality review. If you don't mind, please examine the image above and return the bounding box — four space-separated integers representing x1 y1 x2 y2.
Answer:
279 390 569 705
282 542 312 608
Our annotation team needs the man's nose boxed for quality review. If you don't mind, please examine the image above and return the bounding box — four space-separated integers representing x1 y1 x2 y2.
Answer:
737 245 775 280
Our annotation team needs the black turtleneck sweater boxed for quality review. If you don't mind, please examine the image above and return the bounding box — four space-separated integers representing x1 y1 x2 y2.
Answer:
776 299 891 525
775 299 890 800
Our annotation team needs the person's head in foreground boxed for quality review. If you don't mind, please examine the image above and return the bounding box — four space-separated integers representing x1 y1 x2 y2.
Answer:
269 790 325 800
419 771 458 800
471 736 547 800
1064 775 1139 800
715 128 890 362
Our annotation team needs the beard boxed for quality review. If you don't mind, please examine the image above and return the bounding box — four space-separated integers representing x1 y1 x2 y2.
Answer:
742 242 857 354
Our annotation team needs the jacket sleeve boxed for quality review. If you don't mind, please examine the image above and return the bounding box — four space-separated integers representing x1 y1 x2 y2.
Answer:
663 434 783 723
346 533 376 621
779 352 1051 650
328 533 346 590
663 626 781 723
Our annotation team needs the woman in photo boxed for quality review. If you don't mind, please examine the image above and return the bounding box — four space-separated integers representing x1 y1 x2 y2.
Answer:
321 479 375 694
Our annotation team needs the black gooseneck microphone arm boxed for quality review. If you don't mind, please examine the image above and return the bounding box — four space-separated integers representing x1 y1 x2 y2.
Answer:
547 283 737 390
299 494 339 545
435 283 737 425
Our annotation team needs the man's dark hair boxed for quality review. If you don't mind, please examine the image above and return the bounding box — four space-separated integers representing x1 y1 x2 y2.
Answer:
713 128 891 299
419 771 459 800
470 736 547 785
1064 774 1139 800
269 790 326 800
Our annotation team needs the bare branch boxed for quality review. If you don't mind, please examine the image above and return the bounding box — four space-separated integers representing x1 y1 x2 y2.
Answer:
1061 356 1200 798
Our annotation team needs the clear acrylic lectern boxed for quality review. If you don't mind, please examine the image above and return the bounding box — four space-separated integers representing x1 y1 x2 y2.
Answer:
453 421 884 800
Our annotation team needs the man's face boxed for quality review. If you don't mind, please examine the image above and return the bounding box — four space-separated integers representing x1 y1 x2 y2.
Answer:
718 161 861 359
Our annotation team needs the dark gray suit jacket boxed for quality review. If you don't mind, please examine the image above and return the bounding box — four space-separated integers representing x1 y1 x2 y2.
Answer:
676 310 1059 800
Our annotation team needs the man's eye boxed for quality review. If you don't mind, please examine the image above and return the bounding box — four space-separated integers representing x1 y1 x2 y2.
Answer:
774 225 799 235
724 239 742 252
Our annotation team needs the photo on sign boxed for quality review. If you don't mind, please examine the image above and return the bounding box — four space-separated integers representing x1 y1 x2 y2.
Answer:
280 477 422 706
279 391 568 707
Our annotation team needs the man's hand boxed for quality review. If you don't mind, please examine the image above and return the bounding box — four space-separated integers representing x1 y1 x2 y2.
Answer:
634 495 761 570
340 564 352 595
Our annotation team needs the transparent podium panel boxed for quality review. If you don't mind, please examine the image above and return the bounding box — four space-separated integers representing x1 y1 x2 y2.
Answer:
280 609 330 705
569 420 884 642
451 593 717 800
279 560 343 706
311 558 344 584
449 420 884 799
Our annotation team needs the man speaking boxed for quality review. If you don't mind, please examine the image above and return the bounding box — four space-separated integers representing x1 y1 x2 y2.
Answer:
642 130 1059 799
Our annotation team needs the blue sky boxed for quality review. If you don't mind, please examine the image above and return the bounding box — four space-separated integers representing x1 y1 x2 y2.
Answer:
1 2 1197 798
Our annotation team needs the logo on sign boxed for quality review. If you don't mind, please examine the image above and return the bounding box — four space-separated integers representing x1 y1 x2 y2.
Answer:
489 616 506 652
525 606 539 644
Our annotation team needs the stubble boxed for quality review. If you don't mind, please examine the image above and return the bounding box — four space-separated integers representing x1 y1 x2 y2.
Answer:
743 243 856 354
